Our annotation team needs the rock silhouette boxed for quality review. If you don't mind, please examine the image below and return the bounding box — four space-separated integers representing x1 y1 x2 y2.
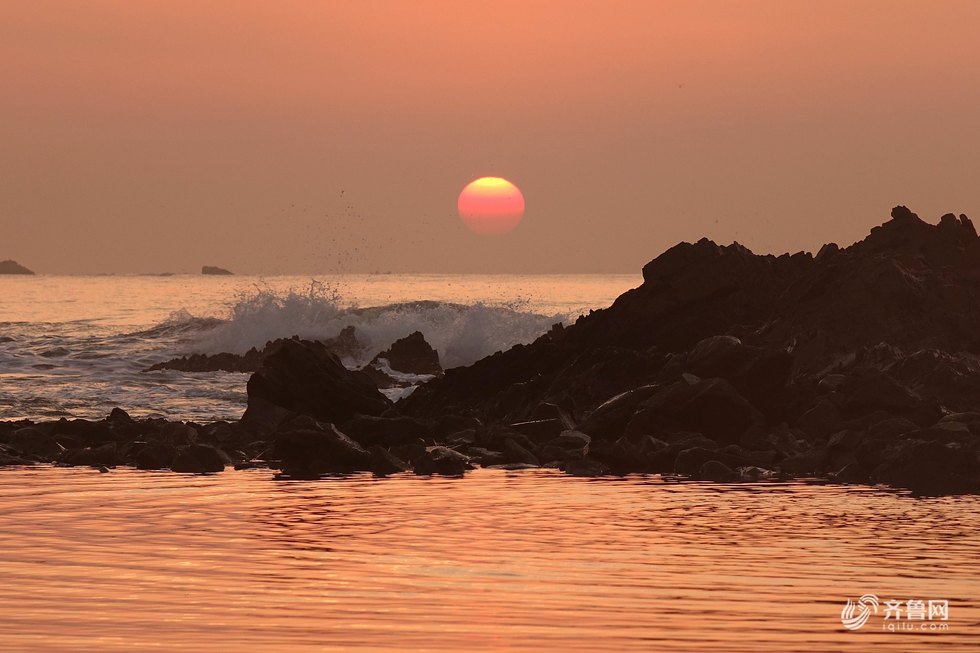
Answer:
201 265 233 275
0 260 35 275
6 206 980 494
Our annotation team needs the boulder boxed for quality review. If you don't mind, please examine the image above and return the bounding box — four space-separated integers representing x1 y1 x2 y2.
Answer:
871 440 980 495
170 444 229 473
698 460 737 482
413 446 472 476
627 377 758 444
274 423 372 478
243 338 390 431
135 442 177 470
370 331 441 375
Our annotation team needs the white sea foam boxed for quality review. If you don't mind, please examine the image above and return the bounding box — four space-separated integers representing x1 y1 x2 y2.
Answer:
180 283 565 369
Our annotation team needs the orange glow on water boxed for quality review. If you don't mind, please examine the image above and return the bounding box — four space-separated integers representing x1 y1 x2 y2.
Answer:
457 177 525 235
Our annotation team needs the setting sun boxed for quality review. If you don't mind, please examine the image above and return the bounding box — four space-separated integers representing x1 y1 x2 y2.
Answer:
457 177 525 235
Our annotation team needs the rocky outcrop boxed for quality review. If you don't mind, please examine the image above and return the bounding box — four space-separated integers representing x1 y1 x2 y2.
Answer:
146 326 363 373
370 331 441 375
202 265 233 275
0 260 34 275
6 205 980 495
242 338 390 433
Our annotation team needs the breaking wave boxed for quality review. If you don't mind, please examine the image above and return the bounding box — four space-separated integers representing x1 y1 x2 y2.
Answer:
154 282 566 369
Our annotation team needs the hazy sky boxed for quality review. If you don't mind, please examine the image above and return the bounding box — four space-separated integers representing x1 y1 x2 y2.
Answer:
3 1 980 274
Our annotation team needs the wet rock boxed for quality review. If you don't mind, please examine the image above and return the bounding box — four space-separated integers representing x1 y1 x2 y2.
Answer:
63 442 118 468
341 415 433 447
698 460 737 482
274 423 371 478
871 440 980 495
508 419 564 442
170 444 229 473
368 445 411 476
503 438 540 466
778 447 828 475
673 446 749 476
413 446 472 476
736 466 777 481
562 459 607 477
464 446 508 467
370 331 441 375
797 400 843 438
135 442 177 470
244 338 390 432
577 385 660 441
833 462 869 484
628 378 758 445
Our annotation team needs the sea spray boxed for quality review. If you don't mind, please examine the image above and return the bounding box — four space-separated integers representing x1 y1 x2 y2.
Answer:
175 282 565 369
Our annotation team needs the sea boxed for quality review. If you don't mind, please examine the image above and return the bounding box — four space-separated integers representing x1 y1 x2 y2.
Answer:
1 274 979 652
0 273 638 421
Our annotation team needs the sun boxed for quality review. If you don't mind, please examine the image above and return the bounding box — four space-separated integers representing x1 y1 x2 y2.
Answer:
457 177 525 235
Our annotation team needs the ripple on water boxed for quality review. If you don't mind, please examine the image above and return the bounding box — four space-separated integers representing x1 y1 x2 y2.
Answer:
0 468 977 652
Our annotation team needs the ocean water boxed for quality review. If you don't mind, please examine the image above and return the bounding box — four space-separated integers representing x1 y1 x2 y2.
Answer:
0 274 638 421
0 468 977 652
3 274 980 651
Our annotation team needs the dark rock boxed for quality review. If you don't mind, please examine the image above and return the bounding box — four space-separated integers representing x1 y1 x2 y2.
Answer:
63 442 118 468
274 423 371 478
146 327 364 374
465 446 508 466
170 444 229 473
673 446 750 476
508 419 564 442
698 460 737 482
135 442 177 470
201 265 233 275
370 331 441 375
628 378 758 445
0 260 34 275
243 338 390 432
342 415 433 447
562 459 607 477
833 462 869 484
577 385 660 440
368 445 411 476
503 438 540 466
871 440 980 495
778 447 828 475
413 446 472 476
797 400 843 438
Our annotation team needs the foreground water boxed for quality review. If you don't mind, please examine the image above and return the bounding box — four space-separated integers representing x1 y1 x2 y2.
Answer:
0 274 636 421
0 467 977 652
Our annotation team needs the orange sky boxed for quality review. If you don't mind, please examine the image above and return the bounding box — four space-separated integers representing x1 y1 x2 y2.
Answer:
2 1 980 273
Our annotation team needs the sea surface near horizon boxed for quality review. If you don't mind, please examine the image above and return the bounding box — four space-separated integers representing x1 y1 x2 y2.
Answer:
0 273 638 421
0 467 977 652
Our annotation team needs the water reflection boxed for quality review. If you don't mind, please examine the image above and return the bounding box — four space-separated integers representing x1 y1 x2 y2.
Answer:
0 468 977 651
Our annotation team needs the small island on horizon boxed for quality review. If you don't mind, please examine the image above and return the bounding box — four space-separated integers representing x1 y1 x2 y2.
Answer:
0 260 35 275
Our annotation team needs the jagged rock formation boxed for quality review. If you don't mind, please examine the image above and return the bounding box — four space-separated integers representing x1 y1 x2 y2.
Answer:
0 260 35 275
7 206 980 494
146 326 363 373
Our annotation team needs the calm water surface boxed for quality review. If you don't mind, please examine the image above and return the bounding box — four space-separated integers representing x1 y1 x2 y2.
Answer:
0 467 977 652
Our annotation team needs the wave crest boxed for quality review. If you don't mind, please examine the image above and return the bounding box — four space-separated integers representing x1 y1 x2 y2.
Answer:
165 282 565 369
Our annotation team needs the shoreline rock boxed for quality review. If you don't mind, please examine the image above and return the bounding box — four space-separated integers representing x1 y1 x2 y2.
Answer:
5 205 980 495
